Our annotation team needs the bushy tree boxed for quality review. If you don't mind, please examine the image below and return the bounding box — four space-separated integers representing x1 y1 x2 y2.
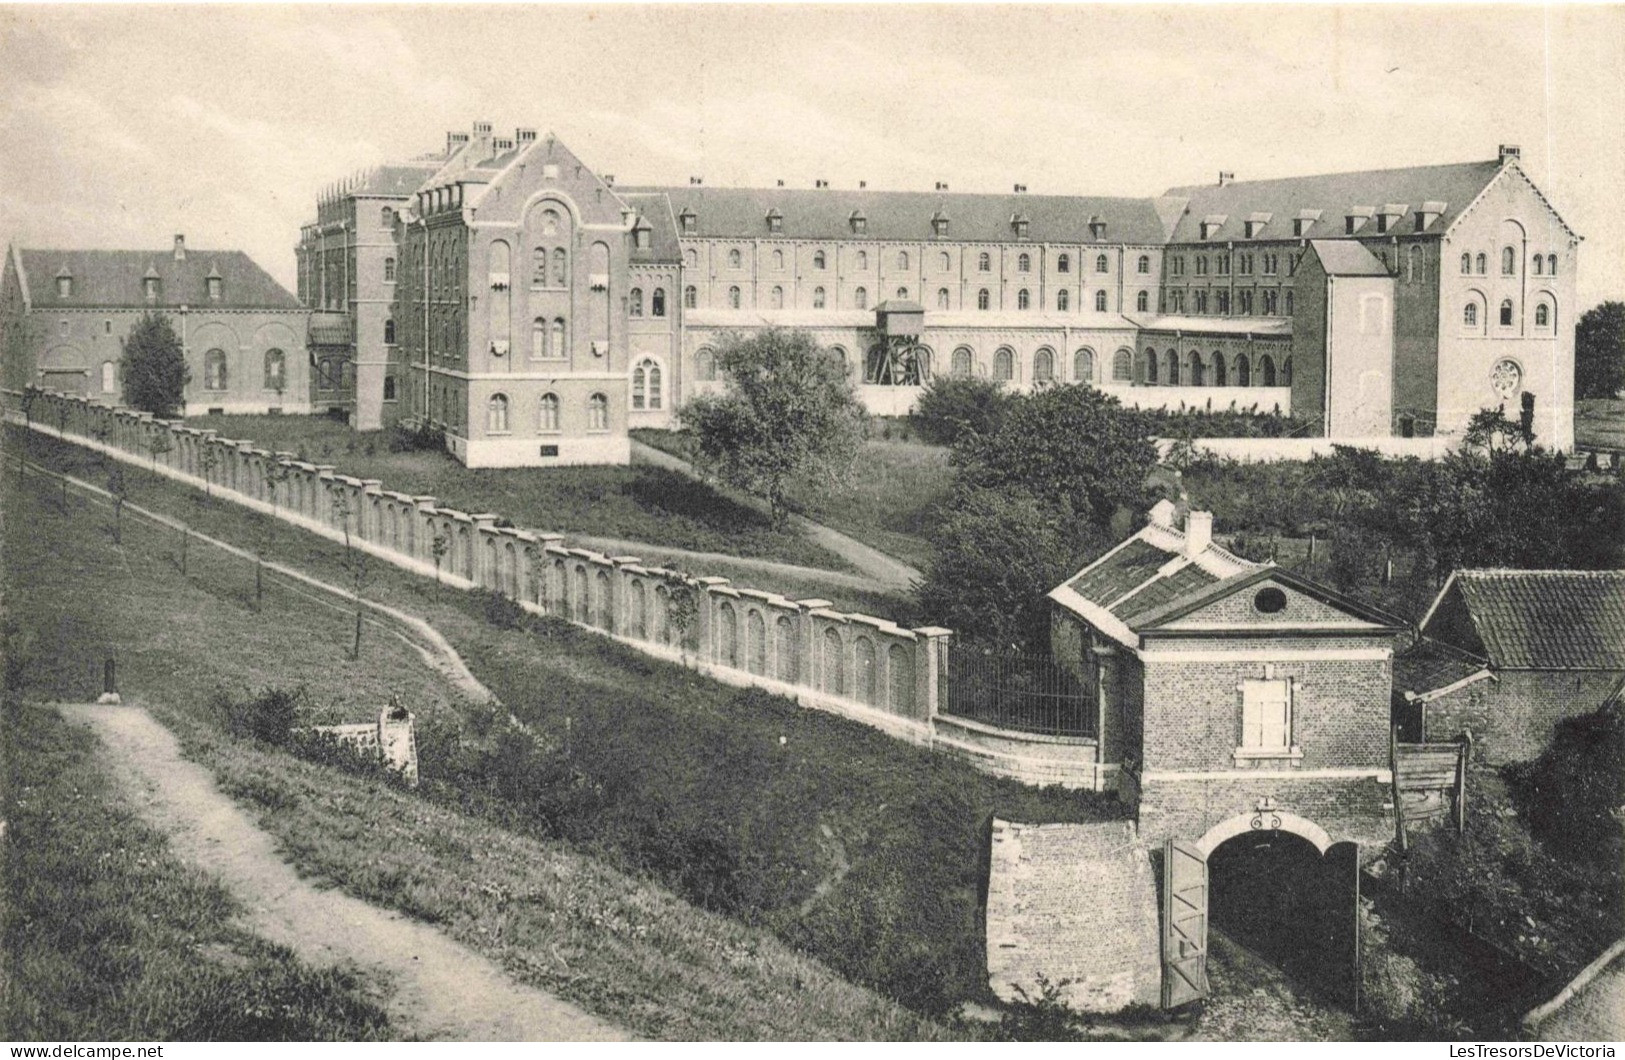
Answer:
1575 301 1625 399
952 383 1157 531
681 328 865 524
121 312 189 417
909 375 1015 446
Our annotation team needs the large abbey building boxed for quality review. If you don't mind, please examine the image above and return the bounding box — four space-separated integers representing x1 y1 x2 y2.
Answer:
295 124 1579 466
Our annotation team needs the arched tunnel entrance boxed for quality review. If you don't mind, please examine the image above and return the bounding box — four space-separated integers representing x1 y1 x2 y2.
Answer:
1161 813 1361 1010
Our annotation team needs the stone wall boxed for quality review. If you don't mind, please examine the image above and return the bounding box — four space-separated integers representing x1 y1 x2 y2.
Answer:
1136 773 1394 852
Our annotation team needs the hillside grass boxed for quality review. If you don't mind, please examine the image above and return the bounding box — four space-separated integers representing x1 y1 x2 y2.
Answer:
1575 397 1625 451
634 428 953 572
185 413 848 572
0 702 395 1040
12 425 1123 1022
0 454 958 1040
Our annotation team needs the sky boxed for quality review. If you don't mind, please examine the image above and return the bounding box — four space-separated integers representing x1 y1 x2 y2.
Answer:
3 3 1622 312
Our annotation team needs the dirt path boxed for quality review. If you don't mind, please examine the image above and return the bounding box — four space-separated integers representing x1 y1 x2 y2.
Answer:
630 439 922 591
57 702 626 1042
1191 930 1353 1041
1535 946 1625 1041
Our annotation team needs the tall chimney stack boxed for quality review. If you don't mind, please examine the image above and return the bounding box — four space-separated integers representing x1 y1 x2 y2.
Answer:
1184 511 1213 557
1218 171 1235 186
1498 144 1521 165
173 234 186 262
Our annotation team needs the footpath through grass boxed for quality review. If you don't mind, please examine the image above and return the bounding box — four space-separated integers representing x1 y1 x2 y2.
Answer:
13 424 1122 1025
1 702 394 1040
1 452 956 1040
187 413 848 572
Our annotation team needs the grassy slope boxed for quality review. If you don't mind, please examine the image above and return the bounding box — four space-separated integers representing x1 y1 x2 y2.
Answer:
14 426 1120 1021
0 454 956 1040
633 429 953 573
1 703 394 1040
186 413 847 572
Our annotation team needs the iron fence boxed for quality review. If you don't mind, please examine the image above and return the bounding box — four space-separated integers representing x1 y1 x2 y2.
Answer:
945 645 1096 737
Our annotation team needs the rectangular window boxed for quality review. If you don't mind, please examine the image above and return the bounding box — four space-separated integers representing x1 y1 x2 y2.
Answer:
1240 678 1292 752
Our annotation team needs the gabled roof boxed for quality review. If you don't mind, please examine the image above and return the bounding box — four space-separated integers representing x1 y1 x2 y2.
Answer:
616 185 1172 245
17 248 299 310
1394 637 1495 702
617 192 683 265
1419 570 1625 670
1308 239 1391 277
1161 159 1505 243
354 163 442 198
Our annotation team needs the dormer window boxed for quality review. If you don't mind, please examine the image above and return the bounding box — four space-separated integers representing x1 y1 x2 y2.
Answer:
679 209 697 235
1011 215 1030 240
1199 215 1226 241
849 211 867 234
1345 209 1372 235
765 208 783 234
56 272 72 298
1089 219 1107 240
932 214 950 238
633 224 651 249
207 276 223 300
1376 205 1406 235
1414 201 1446 232
143 275 160 302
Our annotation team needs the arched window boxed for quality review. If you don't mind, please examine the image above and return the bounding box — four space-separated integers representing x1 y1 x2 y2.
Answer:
1136 289 1150 312
381 206 395 228
384 318 396 345
856 250 868 270
728 286 741 309
813 250 827 269
1112 349 1132 381
939 251 951 271
776 615 798 682
993 347 1014 382
683 285 697 309
1502 247 1516 275
1461 252 1472 275
814 286 827 309
101 360 116 392
772 249 784 270
978 252 991 272
629 287 644 316
937 288 950 309
1500 299 1514 327
652 288 666 316
747 610 767 675
1236 353 1251 386
1017 289 1030 310
204 348 228 390
1464 302 1478 327
588 393 609 430
951 346 973 377
1052 252 1067 274
895 287 909 300
553 247 568 286
539 392 560 431
1095 254 1109 273
696 347 716 382
1137 255 1151 274
1533 254 1544 276
263 348 285 390
977 288 990 310
1188 350 1206 386
1095 290 1108 312
1547 254 1557 275
854 287 867 309
1073 348 1094 382
632 358 662 410
1285 291 1294 315
684 248 698 268
1259 354 1277 387
1165 349 1180 385
728 248 742 268
897 251 909 270
1018 252 1031 272
888 644 914 713
383 257 396 283
829 346 848 373
1281 356 1293 386
487 393 510 433
1535 302 1550 328
1033 348 1054 383
771 286 784 309
1212 351 1228 386
821 627 844 695
855 637 877 705
1475 252 1487 275
1407 246 1422 283
1145 348 1159 384
533 247 549 285
1057 289 1070 312
719 603 738 668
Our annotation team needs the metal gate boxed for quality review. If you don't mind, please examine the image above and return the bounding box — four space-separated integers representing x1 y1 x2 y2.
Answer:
945 646 1095 736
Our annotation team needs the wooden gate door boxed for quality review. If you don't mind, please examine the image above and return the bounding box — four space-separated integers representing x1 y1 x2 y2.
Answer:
1162 838 1209 1008
1321 840 1362 1010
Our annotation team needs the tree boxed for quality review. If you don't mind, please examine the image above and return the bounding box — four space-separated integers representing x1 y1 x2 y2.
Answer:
916 486 1101 652
952 383 1157 531
681 329 866 525
909 375 1015 446
430 527 451 597
121 312 190 417
1575 301 1625 399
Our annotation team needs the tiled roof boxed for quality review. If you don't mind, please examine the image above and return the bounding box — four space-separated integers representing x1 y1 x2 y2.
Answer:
1161 159 1505 244
1394 638 1493 699
618 192 683 265
18 248 300 310
355 163 442 198
1309 239 1391 277
617 185 1173 246
1055 514 1255 631
1427 570 1625 670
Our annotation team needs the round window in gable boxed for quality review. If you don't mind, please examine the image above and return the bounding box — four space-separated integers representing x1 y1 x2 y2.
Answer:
1253 587 1288 614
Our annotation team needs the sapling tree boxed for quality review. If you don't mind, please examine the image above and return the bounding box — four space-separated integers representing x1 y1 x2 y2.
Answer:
146 430 173 482
198 444 220 498
107 463 127 545
332 492 370 660
431 526 451 597
17 388 37 472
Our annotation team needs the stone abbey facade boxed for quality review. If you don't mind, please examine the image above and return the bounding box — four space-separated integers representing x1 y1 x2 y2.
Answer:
296 124 1579 465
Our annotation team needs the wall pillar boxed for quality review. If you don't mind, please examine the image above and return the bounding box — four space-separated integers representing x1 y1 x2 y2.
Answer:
912 626 953 721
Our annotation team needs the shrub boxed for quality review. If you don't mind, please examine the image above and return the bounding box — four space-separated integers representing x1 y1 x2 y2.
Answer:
216 686 303 747
1506 700 1625 873
475 588 529 631
910 376 1014 446
288 727 402 784
389 420 445 453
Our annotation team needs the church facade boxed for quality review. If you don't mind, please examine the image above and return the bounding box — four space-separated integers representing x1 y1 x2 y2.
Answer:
299 124 1578 467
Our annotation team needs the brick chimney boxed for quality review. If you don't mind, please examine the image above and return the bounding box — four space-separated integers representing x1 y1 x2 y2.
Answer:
1184 510 1213 557
1499 144 1521 165
173 234 186 262
1218 171 1235 186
